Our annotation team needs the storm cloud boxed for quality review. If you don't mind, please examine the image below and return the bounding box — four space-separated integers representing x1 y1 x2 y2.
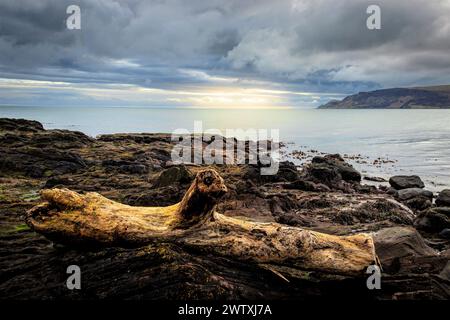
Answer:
1 0 450 107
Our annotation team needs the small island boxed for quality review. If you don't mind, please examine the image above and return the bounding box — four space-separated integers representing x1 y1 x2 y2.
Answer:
318 85 450 109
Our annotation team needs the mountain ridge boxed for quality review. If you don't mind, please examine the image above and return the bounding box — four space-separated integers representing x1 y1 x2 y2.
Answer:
318 85 450 109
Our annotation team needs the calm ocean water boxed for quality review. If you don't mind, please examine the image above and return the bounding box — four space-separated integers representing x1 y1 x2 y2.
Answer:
1 106 450 191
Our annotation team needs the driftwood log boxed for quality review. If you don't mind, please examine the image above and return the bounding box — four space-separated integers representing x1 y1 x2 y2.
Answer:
26 169 377 277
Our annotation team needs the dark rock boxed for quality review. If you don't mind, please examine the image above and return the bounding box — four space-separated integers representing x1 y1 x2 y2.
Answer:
283 179 330 192
30 130 93 148
102 159 132 167
311 154 361 182
439 229 450 239
389 175 424 190
269 194 298 216
54 161 84 175
25 166 45 178
233 179 257 194
243 161 299 183
102 160 150 174
354 184 378 194
275 161 300 182
436 189 450 207
119 164 148 174
414 207 450 233
432 207 450 216
241 166 260 182
0 118 44 132
301 154 361 191
0 158 16 172
387 187 398 196
25 147 86 166
333 198 414 225
374 227 437 273
402 198 432 211
44 177 76 188
0 239 385 300
308 164 341 185
151 149 172 164
364 176 387 182
396 188 433 211
1 118 449 300
154 166 192 187
380 186 399 197
98 133 172 144
440 261 450 281
397 188 433 201
0 135 88 177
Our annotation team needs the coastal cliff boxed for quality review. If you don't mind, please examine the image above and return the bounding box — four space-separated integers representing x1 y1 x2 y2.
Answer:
319 85 450 109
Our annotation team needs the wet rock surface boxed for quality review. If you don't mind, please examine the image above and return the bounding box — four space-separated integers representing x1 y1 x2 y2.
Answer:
436 189 450 207
155 165 193 187
389 175 425 190
396 188 433 211
0 118 449 300
440 229 450 239
374 227 439 273
398 188 433 201
414 207 450 233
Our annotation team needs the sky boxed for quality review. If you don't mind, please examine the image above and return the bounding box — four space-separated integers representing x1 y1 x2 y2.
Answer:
1 0 450 108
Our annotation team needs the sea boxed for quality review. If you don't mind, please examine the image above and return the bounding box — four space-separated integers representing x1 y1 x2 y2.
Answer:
1 106 449 192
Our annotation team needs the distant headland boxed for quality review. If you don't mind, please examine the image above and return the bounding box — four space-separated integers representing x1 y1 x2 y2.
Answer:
318 85 450 109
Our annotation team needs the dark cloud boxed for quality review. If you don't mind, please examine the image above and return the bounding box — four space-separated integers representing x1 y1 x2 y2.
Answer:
0 0 450 107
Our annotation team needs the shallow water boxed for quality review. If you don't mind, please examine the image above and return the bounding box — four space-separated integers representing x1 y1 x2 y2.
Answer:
1 106 449 191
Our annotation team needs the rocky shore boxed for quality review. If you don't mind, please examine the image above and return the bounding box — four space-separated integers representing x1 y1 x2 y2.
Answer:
0 118 449 300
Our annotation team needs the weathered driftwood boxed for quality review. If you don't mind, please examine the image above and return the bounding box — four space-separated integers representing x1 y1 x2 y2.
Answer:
26 169 377 276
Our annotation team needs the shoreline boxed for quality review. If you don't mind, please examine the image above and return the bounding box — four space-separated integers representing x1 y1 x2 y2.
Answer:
1 117 449 299
1 108 448 191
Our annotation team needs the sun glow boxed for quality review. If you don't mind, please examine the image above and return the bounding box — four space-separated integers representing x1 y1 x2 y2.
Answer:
0 78 327 108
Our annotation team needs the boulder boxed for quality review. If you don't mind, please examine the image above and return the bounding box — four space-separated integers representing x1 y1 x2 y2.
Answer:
380 186 399 197
354 184 378 194
397 188 433 211
439 228 450 239
307 164 341 185
311 154 361 182
436 189 450 207
302 154 362 190
364 176 386 182
275 161 300 182
389 175 424 190
397 188 433 201
154 166 192 187
243 161 299 183
402 198 432 212
374 227 437 273
414 207 450 233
